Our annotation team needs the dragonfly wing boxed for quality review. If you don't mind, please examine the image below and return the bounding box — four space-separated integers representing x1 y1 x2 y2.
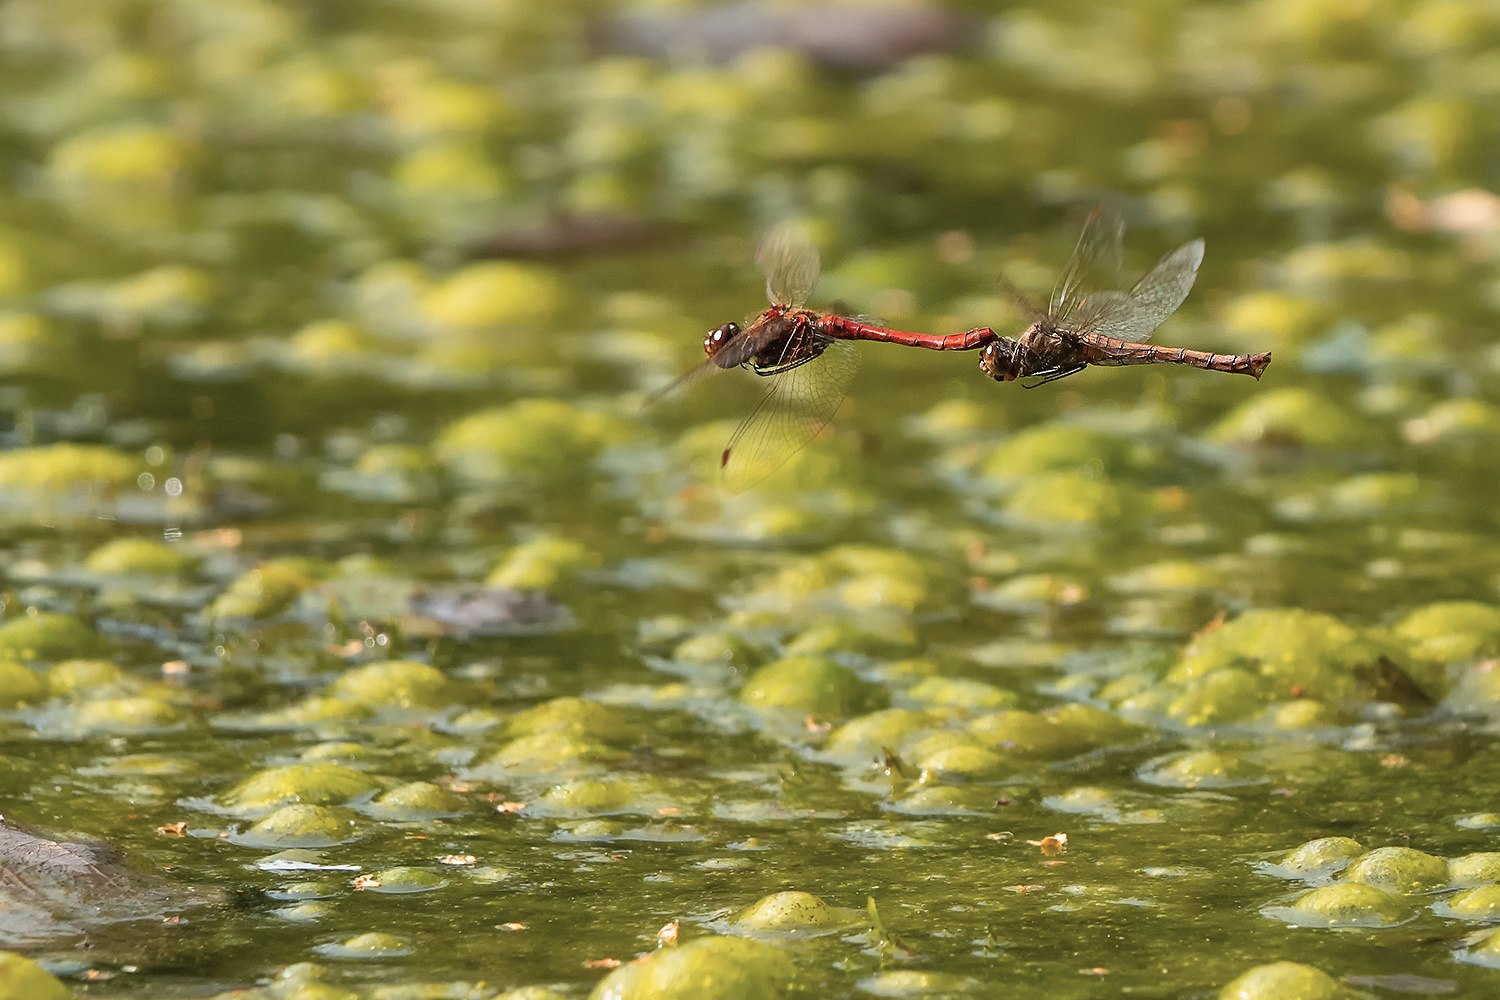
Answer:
1071 238 1204 342
756 222 821 308
1121 238 1204 341
1051 205 1124 322
642 358 720 410
720 339 858 492
1072 290 1142 340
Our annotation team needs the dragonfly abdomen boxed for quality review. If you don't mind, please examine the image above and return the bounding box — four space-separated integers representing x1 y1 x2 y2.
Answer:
1086 338 1271 380
820 318 996 351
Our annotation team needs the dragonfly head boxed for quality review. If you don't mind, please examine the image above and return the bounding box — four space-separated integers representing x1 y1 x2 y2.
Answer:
704 322 741 358
979 338 1022 382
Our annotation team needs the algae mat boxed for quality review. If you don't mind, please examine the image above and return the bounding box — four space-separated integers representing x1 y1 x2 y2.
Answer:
2 1 1500 998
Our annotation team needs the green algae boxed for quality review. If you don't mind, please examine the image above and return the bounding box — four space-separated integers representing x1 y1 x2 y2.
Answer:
326 661 456 710
215 764 383 816
0 952 73 1000
1341 847 1449 895
360 782 467 821
1218 961 1347 1000
1274 882 1415 927
0 663 44 708
733 891 860 934
210 563 316 620
487 536 599 590
739 656 887 717
0 615 104 663
8 0 1500 995
234 805 360 849
1278 838 1366 876
360 867 447 894
587 936 795 1000
84 537 195 576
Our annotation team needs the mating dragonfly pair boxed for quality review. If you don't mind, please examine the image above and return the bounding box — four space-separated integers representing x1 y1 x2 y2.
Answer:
652 209 1272 492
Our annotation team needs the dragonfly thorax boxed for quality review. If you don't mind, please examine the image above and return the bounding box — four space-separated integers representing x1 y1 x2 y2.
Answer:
978 337 1023 382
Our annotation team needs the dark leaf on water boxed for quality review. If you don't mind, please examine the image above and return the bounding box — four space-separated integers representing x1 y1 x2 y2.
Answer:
407 586 570 638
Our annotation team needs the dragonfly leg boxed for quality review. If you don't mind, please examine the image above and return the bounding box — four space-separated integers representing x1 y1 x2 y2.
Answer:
1021 364 1087 388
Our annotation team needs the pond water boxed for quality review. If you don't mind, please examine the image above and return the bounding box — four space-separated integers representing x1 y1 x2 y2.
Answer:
3 1 1500 998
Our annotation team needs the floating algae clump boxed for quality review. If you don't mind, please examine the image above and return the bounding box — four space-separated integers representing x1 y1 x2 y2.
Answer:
1274 882 1414 927
1393 601 1500 667
216 764 382 815
0 951 74 1000
971 704 1139 758
1218 961 1346 1000
0 444 141 498
980 422 1142 482
1449 852 1500 886
70 696 183 735
0 614 104 663
361 866 447 894
1278 837 1365 875
83 537 193 575
326 660 456 709
1137 750 1262 788
488 535 598 590
1341 847 1449 894
434 399 625 485
824 708 941 762
1206 388 1364 448
422 262 564 330
471 731 627 779
209 562 316 620
362 781 467 820
739 656 887 717
906 676 1017 711
1441 885 1500 919
734 891 860 934
905 731 1010 780
1002 473 1145 527
1165 608 1401 705
317 932 412 958
234 804 359 848
505 696 634 743
0 662 44 707
587 935 795 1000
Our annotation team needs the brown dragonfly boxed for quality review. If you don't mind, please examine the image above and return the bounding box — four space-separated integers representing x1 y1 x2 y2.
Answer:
979 208 1271 385
651 223 996 491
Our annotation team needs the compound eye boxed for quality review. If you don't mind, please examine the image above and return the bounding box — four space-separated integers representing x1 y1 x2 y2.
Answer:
716 322 740 342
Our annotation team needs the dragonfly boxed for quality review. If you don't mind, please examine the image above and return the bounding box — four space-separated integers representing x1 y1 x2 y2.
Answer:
979 208 1271 385
651 223 999 491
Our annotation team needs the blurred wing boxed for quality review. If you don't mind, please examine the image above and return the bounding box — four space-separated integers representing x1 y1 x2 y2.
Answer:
642 358 719 410
1051 206 1124 322
756 222 821 307
720 339 857 492
1072 239 1204 342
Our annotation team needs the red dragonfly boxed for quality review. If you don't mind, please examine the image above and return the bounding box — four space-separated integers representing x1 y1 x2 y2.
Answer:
652 223 997 491
979 208 1271 384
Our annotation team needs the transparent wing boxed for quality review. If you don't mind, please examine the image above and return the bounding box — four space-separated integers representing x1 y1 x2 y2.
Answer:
720 338 857 492
1051 205 1124 322
1072 239 1204 342
756 222 821 307
642 358 720 411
